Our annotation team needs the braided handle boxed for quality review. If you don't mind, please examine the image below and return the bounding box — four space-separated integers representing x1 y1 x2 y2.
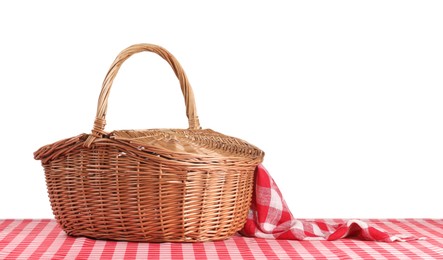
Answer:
84 43 200 147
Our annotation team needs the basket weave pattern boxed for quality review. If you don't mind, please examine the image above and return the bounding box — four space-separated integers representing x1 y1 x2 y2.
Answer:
35 44 264 242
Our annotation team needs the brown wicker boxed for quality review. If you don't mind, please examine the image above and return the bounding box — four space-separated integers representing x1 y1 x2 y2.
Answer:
34 43 264 242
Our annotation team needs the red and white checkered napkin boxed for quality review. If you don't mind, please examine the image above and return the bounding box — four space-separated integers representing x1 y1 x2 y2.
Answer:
240 164 417 242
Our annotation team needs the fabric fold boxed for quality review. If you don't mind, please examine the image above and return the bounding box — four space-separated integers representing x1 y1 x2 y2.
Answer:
240 164 418 242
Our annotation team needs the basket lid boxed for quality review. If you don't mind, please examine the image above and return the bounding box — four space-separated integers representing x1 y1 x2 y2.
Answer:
34 129 264 164
111 129 264 159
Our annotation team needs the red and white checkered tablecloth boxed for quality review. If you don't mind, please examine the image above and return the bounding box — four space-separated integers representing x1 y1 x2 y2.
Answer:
241 165 420 242
1 219 442 259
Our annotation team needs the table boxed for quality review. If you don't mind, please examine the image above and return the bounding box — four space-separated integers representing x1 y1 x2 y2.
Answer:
1 219 442 259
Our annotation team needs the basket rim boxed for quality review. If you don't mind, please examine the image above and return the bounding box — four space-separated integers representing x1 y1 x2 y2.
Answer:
34 130 264 164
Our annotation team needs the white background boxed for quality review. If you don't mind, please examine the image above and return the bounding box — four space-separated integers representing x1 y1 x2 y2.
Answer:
0 1 442 219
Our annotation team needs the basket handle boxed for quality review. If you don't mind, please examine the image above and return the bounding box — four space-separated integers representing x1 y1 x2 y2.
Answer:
84 43 201 147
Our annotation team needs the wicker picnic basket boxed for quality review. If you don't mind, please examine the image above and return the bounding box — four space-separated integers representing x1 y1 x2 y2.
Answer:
34 43 264 242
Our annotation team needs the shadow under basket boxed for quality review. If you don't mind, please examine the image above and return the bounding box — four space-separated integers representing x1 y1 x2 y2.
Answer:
34 44 264 242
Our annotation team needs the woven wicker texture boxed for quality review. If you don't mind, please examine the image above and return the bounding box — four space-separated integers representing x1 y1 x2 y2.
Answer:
34 44 264 242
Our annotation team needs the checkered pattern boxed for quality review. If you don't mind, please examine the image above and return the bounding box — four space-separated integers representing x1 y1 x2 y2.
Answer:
1 219 443 259
240 164 418 242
